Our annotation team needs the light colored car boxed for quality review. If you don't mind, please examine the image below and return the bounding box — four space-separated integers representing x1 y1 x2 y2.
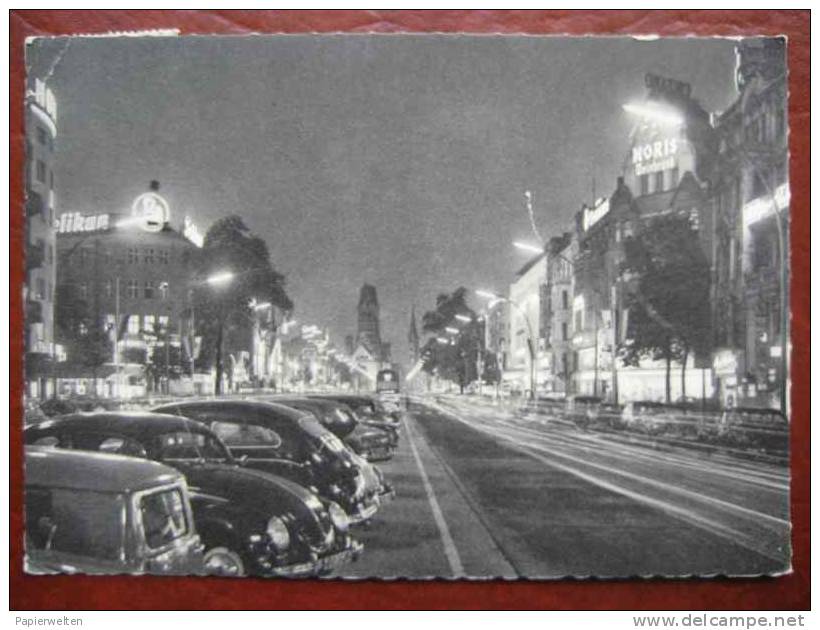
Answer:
25 445 204 576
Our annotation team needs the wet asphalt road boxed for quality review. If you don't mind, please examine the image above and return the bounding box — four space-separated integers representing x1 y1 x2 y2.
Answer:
344 396 789 579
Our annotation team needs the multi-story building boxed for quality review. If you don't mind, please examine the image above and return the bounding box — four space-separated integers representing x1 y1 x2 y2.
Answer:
55 184 203 397
483 296 508 378
544 232 575 394
712 37 788 410
25 78 60 399
505 253 548 395
569 72 719 402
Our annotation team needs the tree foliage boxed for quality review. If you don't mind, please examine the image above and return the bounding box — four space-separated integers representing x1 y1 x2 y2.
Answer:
192 215 293 393
619 212 711 402
420 287 481 393
54 283 112 393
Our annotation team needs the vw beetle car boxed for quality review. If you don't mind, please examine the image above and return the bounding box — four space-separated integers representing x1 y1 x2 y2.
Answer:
154 400 388 524
25 445 205 576
273 396 396 462
309 394 401 444
25 412 361 577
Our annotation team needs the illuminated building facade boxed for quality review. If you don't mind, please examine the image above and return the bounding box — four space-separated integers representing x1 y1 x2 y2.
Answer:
55 185 203 397
25 78 60 399
711 38 788 409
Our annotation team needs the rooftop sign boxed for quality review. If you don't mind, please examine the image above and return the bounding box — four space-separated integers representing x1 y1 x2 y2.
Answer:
131 191 170 232
56 212 110 234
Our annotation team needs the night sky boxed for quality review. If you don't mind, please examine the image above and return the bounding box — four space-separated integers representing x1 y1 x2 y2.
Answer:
28 34 739 367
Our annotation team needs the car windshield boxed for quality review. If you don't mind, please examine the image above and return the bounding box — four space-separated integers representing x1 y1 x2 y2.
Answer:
139 487 189 549
298 417 346 454
26 486 124 561
151 431 231 463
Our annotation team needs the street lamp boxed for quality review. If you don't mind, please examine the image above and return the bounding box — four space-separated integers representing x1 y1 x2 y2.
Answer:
621 102 684 126
454 314 472 324
512 241 545 255
444 326 460 335
206 270 235 286
476 290 537 400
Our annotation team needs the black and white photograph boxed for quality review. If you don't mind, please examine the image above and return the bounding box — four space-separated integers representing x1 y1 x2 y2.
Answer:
21 32 790 580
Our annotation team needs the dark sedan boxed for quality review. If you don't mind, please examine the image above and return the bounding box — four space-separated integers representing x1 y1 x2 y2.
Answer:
153 400 388 524
25 412 361 577
273 396 396 462
309 394 400 448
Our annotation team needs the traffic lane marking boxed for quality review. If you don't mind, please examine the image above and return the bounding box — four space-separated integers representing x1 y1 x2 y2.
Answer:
403 413 465 577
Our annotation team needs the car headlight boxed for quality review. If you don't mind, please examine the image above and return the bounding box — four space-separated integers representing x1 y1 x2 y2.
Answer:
327 501 350 534
266 516 291 551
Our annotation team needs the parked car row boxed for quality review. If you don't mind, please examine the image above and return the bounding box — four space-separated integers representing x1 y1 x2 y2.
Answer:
24 394 403 578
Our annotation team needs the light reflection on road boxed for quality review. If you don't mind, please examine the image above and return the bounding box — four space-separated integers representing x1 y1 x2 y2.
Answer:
432 396 791 567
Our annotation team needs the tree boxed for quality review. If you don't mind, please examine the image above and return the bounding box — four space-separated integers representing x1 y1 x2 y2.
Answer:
193 216 293 394
619 212 712 403
54 283 112 396
421 287 481 393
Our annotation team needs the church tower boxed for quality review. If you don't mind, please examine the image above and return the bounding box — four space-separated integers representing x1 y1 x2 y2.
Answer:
356 284 381 355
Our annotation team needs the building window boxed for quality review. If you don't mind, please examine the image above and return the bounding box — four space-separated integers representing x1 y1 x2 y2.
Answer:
158 315 169 334
127 280 139 299
35 278 46 300
45 244 53 266
574 310 583 333
562 290 569 310
144 248 155 264
143 314 156 335
159 249 169 264
127 315 140 335
562 322 568 341
640 174 649 196
159 281 169 300
654 170 664 193
689 208 700 231
127 247 139 264
78 282 88 300
103 280 113 298
144 281 155 299
561 353 568 375
45 280 51 302
35 160 47 183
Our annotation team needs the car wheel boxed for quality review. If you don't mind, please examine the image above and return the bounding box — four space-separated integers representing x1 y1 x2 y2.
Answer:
203 547 246 577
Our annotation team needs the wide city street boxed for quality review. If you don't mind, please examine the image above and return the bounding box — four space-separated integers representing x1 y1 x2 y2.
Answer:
349 396 790 579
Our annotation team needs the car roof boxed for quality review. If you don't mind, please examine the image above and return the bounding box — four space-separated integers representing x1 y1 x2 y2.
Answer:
276 397 350 411
154 399 308 423
26 411 213 440
25 445 183 493
310 394 374 405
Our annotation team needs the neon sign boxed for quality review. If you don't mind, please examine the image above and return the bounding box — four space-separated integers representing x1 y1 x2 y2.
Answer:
632 137 678 176
56 212 110 234
131 191 170 232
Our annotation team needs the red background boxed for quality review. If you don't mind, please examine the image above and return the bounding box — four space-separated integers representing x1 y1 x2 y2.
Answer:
9 10 810 611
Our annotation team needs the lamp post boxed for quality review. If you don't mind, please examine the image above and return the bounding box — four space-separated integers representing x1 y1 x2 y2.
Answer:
476 290 537 400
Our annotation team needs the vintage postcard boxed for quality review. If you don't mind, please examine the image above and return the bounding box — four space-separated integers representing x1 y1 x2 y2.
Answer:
22 33 790 579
